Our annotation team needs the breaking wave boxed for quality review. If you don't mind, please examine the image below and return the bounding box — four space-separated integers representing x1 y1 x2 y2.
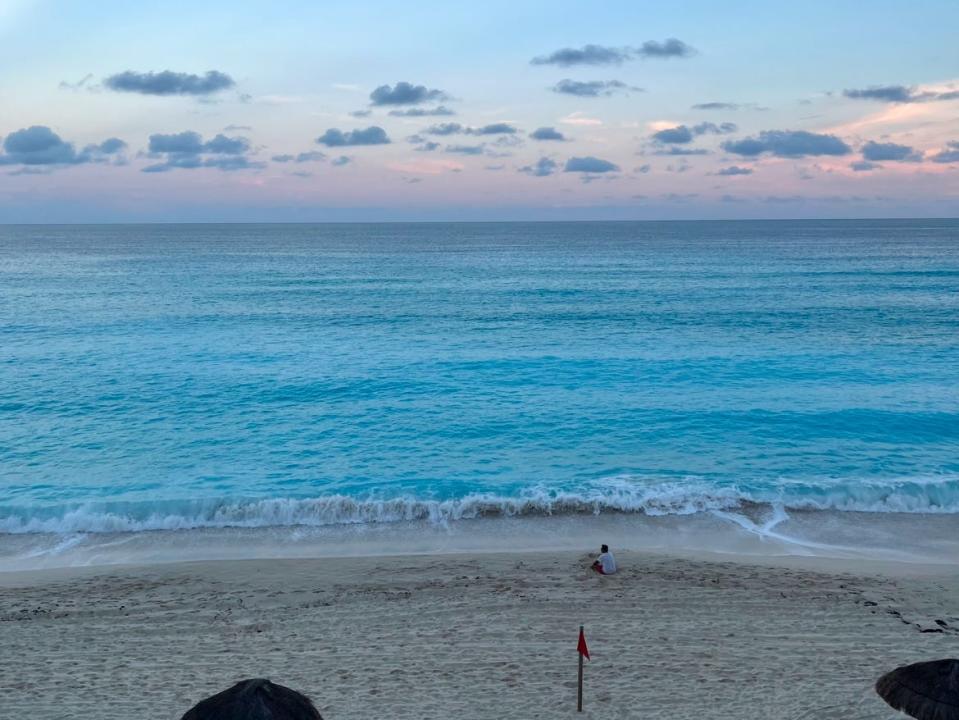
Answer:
2 474 958 535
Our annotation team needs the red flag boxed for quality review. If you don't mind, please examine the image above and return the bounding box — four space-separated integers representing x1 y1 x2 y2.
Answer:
577 627 590 660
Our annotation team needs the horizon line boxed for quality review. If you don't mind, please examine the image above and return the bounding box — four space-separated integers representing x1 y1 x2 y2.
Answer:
2 216 957 227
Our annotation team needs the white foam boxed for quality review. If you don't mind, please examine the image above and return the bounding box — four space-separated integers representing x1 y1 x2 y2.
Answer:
1 474 957 535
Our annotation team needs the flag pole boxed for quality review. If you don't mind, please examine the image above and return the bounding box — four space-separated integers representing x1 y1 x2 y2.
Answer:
577 624 584 712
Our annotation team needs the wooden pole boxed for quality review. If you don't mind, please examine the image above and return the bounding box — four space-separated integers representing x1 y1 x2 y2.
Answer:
577 624 584 712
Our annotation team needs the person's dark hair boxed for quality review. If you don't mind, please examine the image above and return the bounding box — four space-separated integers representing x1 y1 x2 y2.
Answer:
601 544 609 553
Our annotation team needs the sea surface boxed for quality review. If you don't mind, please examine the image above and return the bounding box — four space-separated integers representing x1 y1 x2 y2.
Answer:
2 220 958 566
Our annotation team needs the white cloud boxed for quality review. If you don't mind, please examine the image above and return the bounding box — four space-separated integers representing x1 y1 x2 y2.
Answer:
560 112 603 127
386 159 464 175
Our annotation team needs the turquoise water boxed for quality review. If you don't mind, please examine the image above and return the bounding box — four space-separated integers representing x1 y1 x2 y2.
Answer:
2 220 958 537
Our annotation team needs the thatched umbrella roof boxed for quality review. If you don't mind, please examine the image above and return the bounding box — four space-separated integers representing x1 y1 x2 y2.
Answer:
180 678 323 720
876 659 959 720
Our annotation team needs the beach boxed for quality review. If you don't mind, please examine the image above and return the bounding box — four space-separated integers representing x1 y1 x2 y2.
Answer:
2 547 957 720
4 0 959 713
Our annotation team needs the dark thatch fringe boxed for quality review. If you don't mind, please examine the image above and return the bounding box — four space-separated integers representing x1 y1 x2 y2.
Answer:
875 659 959 720
181 678 323 720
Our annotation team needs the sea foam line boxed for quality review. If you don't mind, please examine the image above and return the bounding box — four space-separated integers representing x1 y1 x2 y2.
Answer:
1 475 958 535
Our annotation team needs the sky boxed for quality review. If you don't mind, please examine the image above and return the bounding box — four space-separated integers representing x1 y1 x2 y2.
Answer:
0 0 957 222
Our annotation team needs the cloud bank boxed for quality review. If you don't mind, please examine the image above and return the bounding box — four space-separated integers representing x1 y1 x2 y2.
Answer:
104 70 235 96
143 130 260 172
652 126 694 144
445 144 485 155
388 106 455 117
692 102 740 110
468 123 517 136
529 127 566 141
651 122 737 145
519 157 558 176
272 151 327 163
316 127 390 146
722 130 851 158
424 123 517 136
931 141 959 163
861 141 921 162
531 39 694 66
369 82 450 106
551 79 638 97
564 156 620 173
0 126 127 167
636 38 695 58
843 85 959 103
424 123 463 136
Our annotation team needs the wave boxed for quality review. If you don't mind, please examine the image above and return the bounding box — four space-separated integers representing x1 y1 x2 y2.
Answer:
2 474 959 535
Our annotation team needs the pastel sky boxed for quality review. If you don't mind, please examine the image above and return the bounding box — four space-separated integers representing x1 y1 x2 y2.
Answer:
1 0 958 221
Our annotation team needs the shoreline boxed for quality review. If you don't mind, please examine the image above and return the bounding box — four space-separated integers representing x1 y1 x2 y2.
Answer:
2 548 957 719
3 509 959 574
2 543 956 591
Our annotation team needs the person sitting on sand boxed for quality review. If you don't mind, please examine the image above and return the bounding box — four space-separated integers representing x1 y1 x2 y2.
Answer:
591 544 617 575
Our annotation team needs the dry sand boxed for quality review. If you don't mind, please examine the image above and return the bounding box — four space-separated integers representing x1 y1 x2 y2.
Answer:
1 550 958 719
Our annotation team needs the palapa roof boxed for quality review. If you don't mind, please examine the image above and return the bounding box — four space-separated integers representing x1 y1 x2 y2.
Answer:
180 678 323 720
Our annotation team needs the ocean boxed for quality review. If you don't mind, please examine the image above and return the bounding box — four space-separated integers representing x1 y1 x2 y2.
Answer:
2 219 958 567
